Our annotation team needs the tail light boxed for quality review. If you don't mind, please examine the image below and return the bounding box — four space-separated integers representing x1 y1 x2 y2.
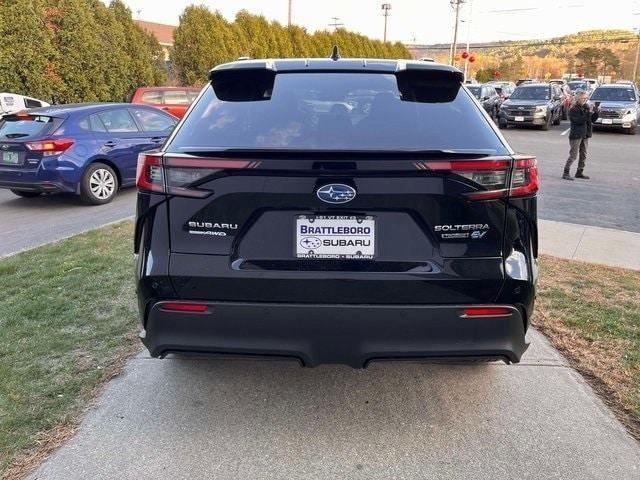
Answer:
25 138 75 156
136 153 260 198
416 155 537 200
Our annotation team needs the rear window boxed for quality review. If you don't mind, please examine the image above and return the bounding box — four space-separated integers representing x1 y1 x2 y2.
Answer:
164 90 190 105
141 91 163 104
0 115 57 140
467 86 482 99
168 73 508 154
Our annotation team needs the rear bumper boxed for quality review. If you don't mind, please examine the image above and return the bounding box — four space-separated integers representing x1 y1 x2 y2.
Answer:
0 165 75 193
140 301 528 368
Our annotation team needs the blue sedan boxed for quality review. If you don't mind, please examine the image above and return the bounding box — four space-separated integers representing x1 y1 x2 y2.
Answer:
0 103 178 204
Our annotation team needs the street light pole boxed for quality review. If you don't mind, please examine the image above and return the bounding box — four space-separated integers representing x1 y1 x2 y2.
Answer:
288 0 292 26
449 0 464 66
381 3 392 43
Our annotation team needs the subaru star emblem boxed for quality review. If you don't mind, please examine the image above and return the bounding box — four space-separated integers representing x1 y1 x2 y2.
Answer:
316 184 356 204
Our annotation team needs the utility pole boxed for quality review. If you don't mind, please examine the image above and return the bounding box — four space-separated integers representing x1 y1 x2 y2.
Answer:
463 0 473 82
288 0 292 26
634 28 640 82
381 3 392 43
329 17 344 31
449 0 464 66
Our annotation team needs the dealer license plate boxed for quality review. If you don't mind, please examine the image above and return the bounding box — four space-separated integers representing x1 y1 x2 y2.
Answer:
296 215 375 259
514 116 525 122
602 118 613 125
1 151 19 165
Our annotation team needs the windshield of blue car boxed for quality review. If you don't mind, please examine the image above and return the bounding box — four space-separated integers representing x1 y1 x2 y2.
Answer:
509 87 550 101
0 115 57 140
589 88 636 102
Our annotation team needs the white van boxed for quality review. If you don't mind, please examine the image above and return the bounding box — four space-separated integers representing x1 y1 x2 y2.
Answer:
0 93 50 116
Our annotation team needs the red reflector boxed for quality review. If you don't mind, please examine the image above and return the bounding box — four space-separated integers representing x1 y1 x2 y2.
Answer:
159 302 208 313
462 307 512 317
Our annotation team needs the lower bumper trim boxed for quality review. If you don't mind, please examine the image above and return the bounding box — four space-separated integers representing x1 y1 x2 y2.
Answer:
141 301 529 368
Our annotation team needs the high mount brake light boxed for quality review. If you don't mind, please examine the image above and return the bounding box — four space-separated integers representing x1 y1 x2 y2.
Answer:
25 138 75 156
136 154 260 197
415 156 537 200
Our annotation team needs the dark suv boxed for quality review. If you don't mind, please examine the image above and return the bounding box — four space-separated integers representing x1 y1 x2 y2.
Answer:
135 57 538 368
499 83 563 130
467 84 502 120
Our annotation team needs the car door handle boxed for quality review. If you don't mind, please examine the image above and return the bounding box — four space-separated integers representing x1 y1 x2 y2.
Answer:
103 141 117 148
151 137 164 143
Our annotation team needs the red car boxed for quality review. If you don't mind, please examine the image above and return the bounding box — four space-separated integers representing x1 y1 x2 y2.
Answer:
131 87 201 119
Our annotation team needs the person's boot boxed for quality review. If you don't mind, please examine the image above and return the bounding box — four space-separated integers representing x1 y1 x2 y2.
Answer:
575 170 590 179
562 169 574 180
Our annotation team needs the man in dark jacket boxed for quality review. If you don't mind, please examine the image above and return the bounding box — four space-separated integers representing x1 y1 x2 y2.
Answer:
563 90 599 180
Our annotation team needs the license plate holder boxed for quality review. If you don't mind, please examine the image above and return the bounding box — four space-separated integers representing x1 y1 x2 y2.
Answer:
602 118 613 125
514 116 525 122
295 215 375 259
1 151 20 165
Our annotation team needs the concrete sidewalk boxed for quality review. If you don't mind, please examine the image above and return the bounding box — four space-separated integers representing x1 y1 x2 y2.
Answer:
539 219 640 270
26 332 640 480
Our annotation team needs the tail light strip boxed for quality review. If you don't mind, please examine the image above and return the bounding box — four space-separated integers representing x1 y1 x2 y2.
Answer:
415 155 537 200
136 154 260 197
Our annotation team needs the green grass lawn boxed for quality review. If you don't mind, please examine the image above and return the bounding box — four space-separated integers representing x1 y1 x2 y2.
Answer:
0 221 138 476
0 226 638 477
535 255 640 438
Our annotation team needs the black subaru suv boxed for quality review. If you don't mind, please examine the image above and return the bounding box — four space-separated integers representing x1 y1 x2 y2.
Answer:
135 56 538 368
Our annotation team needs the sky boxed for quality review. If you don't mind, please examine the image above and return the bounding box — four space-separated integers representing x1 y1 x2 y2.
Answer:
118 0 640 44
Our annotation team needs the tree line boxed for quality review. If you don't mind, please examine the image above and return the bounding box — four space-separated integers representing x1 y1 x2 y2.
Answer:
172 7 411 86
421 30 635 82
0 1 412 104
0 0 166 104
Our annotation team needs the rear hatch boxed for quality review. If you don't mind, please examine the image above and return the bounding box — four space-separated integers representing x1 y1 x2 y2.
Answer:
139 65 536 304
0 114 63 168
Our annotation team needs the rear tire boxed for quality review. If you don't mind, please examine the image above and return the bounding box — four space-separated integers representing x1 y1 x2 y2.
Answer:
10 189 41 198
80 163 118 205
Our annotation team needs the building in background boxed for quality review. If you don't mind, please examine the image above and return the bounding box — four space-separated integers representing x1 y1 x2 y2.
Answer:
135 20 175 64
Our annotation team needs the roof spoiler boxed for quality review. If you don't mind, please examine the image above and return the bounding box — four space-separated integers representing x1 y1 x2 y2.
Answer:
209 61 276 102
208 60 464 103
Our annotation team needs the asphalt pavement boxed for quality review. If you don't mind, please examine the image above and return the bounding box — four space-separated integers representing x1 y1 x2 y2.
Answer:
503 124 640 233
0 188 136 257
28 331 640 480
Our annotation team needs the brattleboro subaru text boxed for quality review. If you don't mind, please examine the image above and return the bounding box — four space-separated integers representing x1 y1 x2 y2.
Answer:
134 56 538 368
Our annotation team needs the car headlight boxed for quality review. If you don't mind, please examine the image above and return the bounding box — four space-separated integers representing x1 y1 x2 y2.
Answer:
535 105 547 113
